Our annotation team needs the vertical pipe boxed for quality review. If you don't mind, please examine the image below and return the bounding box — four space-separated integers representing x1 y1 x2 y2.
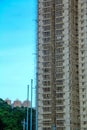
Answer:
30 79 33 130
27 85 29 130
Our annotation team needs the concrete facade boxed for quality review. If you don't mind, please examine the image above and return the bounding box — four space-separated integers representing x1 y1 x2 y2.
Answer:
37 0 87 130
78 0 87 130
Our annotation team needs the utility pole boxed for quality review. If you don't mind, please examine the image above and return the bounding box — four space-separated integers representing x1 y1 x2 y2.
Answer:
22 119 25 130
26 85 29 130
52 124 56 130
30 79 33 130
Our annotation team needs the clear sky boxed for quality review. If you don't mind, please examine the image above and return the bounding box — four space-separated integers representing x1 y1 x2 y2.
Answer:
0 0 37 104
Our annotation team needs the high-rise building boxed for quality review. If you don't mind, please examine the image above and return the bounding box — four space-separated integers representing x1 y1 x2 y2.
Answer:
13 99 22 108
22 100 30 107
78 0 87 129
37 0 87 130
5 98 11 105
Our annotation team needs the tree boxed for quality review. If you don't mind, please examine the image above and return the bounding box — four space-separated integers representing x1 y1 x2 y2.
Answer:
0 118 4 130
0 98 36 130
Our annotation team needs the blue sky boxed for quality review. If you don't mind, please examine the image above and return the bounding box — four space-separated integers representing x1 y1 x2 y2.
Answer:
0 0 37 104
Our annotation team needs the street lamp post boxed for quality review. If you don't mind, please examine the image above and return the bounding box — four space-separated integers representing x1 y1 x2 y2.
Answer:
30 79 33 130
26 85 29 130
23 119 25 130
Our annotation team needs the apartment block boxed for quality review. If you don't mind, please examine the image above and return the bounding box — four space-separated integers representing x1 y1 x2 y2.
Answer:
22 100 30 107
13 99 22 108
78 0 87 130
5 98 11 105
37 0 87 130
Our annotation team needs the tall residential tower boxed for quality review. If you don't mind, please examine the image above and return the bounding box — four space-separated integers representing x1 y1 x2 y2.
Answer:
78 0 87 129
37 0 87 130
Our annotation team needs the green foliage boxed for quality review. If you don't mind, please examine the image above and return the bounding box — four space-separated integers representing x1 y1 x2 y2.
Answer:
0 98 36 130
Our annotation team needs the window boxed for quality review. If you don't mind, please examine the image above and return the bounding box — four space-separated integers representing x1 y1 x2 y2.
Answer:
55 61 63 66
43 19 50 25
82 88 85 92
56 86 63 91
43 94 50 99
43 13 51 19
43 2 51 7
55 23 63 29
55 10 62 17
56 120 64 125
56 41 64 45
83 121 86 125
82 94 85 98
81 63 84 67
56 106 64 111
43 31 50 37
56 100 63 105
43 50 49 55
43 7 50 13
56 93 63 98
43 62 50 67
83 101 85 105
43 37 50 43
56 67 63 72
56 17 63 23
43 25 50 31
43 107 51 112
56 30 63 35
43 68 50 73
43 128 50 130
43 100 51 105
43 87 50 92
43 81 50 86
42 56 50 61
55 5 63 10
56 73 63 78
43 75 50 79
56 113 64 118
55 0 63 5
55 55 63 60
56 80 63 85
82 75 84 79
82 69 84 73
43 114 51 119
56 47 63 53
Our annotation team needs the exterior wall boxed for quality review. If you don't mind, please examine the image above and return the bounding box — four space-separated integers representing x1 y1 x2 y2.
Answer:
78 0 87 129
38 1 44 129
55 0 70 129
37 0 80 130
22 100 30 107
13 99 22 107
5 98 11 105
69 0 80 129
